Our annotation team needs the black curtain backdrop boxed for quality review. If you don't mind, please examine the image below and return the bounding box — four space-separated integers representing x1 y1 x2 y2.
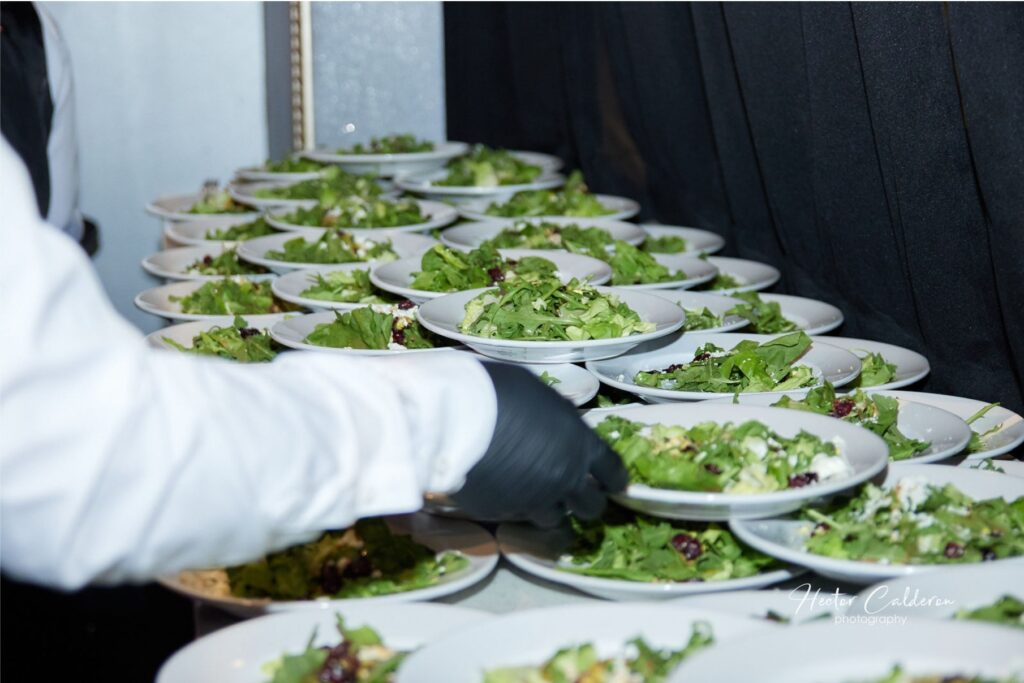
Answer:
445 1 1024 414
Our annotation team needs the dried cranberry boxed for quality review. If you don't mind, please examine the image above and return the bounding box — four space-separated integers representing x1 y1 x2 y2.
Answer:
704 463 722 475
487 267 505 283
693 352 712 362
981 548 997 561
397 299 416 310
662 364 684 373
671 533 703 560
202 255 213 265
238 327 259 339
342 554 373 578
391 328 406 346
831 399 856 418
319 561 341 594
787 472 820 488
317 641 358 683
944 542 965 559
813 522 831 535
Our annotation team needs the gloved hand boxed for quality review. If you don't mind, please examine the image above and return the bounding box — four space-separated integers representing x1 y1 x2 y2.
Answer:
452 362 628 526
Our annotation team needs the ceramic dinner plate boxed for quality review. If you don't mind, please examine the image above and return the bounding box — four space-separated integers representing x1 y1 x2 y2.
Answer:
643 290 750 333
369 248 613 303
645 290 842 335
145 315 294 351
814 336 930 391
302 140 469 177
520 362 600 406
456 193 642 222
162 215 270 247
697 256 781 294
236 231 436 274
416 286 685 363
145 191 261 222
141 244 275 282
497 523 800 601
585 332 862 402
271 263 392 311
159 514 499 617
270 310 462 355
702 393 972 464
393 168 566 202
156 603 488 683
440 216 647 249
580 403 889 521
613 252 718 291
640 224 726 256
395 603 773 683
234 163 327 183
228 178 399 211
264 199 458 237
671 588 850 624
134 278 299 322
669 620 1024 683
731 464 1024 584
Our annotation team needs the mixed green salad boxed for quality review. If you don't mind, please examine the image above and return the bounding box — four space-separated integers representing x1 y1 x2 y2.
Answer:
410 245 556 293
264 615 403 683
338 134 434 155
681 306 726 331
205 217 277 241
483 622 713 683
299 268 396 305
641 234 689 254
694 272 742 292
484 171 614 218
265 231 398 265
602 241 685 286
803 478 1024 565
849 351 897 388
560 507 777 582
954 595 1024 629
187 184 250 215
276 196 426 229
305 304 442 351
436 145 541 187
595 414 850 494
724 291 797 334
588 388 641 409
163 315 278 363
253 167 383 202
259 156 328 174
772 384 930 461
226 519 468 600
856 666 1020 683
184 248 269 277
633 331 817 394
480 220 614 253
169 278 297 316
965 402 1003 454
459 277 655 341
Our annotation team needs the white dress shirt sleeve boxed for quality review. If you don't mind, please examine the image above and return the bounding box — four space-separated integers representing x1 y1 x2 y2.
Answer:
0 141 497 590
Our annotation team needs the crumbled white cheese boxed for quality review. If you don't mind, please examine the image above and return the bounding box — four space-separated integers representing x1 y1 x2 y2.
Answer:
895 477 931 511
809 452 852 481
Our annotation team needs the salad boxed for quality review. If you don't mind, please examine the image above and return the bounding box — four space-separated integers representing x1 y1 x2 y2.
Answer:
724 291 797 334
338 134 434 155
253 166 383 202
483 623 713 683
595 414 851 494
480 220 614 253
277 196 426 229
265 231 398 265
857 667 1020 683
681 306 725 331
459 277 655 341
803 478 1024 565
561 507 777 582
694 272 742 292
169 278 297 315
484 171 614 218
954 595 1024 629
259 156 328 174
305 303 443 351
205 216 277 241
849 351 897 388
263 615 403 683
966 403 1003 454
223 519 468 600
633 331 817 394
163 316 278 362
641 234 689 254
300 269 396 305
435 145 541 187
772 384 930 461
602 240 685 286
187 183 250 214
410 245 557 292
184 248 269 277
539 371 561 387
584 387 641 410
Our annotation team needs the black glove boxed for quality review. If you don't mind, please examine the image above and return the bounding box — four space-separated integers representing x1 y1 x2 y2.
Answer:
452 362 628 526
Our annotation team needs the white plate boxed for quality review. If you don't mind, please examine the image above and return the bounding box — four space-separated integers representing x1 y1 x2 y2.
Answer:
644 290 750 333
270 310 463 355
613 253 719 291
846 562 1024 623
159 514 498 617
731 464 1024 584
585 332 862 402
370 248 613 303
395 603 772 683
510 149 562 173
145 191 261 222
271 263 389 312
237 231 437 274
752 293 845 335
141 245 275 282
229 179 400 211
162 215 276 248
302 140 469 177
134 278 300 322
156 603 488 683
697 256 781 294
879 390 1024 460
814 335 930 390
440 216 647 249
264 198 457 238
582 403 889 521
394 169 566 202
640 224 726 256
671 588 850 624
962 459 1024 477
669 620 1024 683
145 315 294 351
521 362 599 407
234 163 327 183
416 286 685 364
497 523 799 601
456 193 642 222
702 393 972 465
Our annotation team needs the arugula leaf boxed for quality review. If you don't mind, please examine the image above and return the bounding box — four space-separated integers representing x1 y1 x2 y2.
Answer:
265 230 397 265
279 196 426 229
954 595 1024 629
205 217 276 241
410 244 556 292
694 272 742 291
169 278 297 315
253 166 382 202
299 268 396 304
337 134 434 154
261 156 327 174
641 234 689 254
481 221 614 253
163 315 278 362
682 307 725 331
849 351 897 388
965 402 1003 454
185 248 269 276
538 371 561 387
725 291 797 334
604 240 685 286
305 305 440 350
484 171 613 218
436 145 541 187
